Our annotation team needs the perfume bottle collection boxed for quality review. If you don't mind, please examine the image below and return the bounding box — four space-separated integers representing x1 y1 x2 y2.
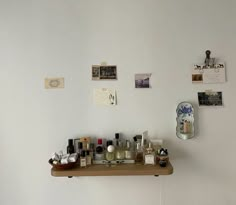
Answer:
51 133 169 168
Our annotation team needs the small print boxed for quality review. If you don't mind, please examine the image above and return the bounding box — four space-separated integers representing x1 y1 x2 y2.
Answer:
198 91 223 107
92 65 117 80
93 88 117 106
45 78 64 89
135 73 151 88
192 63 226 84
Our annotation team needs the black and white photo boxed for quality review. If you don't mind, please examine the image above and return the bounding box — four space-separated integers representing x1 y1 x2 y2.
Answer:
92 65 117 80
198 91 223 106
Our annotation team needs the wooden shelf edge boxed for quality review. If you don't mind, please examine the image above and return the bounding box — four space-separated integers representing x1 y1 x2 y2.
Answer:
51 162 173 177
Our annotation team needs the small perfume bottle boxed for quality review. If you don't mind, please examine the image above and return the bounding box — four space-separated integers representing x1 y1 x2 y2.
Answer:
67 139 75 154
80 150 87 168
135 142 143 164
115 140 125 160
124 140 133 159
114 133 120 147
144 142 156 165
105 140 115 161
78 142 83 156
89 143 95 160
95 138 104 160
86 150 92 166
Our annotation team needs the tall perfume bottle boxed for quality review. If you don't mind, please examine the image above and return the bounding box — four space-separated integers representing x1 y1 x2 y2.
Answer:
80 150 87 168
95 138 104 160
114 133 120 147
86 150 92 166
115 140 125 160
144 142 156 165
67 139 75 154
78 142 83 156
135 142 143 164
124 140 133 159
105 140 115 161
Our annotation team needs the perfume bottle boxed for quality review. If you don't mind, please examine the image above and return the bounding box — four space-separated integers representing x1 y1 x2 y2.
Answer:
114 133 120 147
80 150 87 168
115 140 125 160
95 138 104 160
86 150 92 166
124 140 133 159
105 140 115 161
144 142 156 165
78 142 83 156
89 143 95 160
67 139 75 154
135 142 143 164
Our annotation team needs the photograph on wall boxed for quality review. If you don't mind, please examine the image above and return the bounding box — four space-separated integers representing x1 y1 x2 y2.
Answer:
93 88 117 106
45 77 64 89
198 91 223 107
135 73 151 88
92 65 117 80
192 63 226 84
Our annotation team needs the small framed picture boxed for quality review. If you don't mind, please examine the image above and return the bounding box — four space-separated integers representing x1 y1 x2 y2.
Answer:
135 73 151 88
198 91 223 107
92 65 117 80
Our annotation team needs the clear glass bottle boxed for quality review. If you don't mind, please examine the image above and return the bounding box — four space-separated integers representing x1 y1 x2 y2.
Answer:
124 140 133 159
95 138 104 160
115 141 125 160
86 150 92 166
89 143 95 160
144 142 156 165
105 140 115 161
78 142 83 156
114 133 120 147
135 142 143 164
80 150 87 168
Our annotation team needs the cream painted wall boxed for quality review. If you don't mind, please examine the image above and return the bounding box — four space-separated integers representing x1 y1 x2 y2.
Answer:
1 0 236 205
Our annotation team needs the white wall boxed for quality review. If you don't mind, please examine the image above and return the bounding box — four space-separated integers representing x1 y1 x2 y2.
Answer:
1 0 236 205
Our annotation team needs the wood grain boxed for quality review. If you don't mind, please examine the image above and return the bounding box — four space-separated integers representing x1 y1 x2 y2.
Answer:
51 162 173 177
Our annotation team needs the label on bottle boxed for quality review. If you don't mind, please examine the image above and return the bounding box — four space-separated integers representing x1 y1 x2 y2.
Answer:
86 156 92 165
145 154 155 165
80 158 86 167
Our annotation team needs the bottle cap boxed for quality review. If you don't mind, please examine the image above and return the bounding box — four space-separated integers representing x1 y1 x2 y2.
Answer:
107 145 115 153
106 140 113 147
133 136 137 142
86 150 90 155
97 138 103 145
68 139 73 145
115 133 120 139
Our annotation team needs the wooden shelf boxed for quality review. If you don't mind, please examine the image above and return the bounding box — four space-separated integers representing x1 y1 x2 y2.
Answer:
51 162 173 177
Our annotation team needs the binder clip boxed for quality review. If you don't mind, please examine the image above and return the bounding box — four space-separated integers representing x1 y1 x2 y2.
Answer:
204 50 215 68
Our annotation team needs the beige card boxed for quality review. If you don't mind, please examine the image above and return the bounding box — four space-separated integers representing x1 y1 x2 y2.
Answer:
45 78 64 89
93 88 117 106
